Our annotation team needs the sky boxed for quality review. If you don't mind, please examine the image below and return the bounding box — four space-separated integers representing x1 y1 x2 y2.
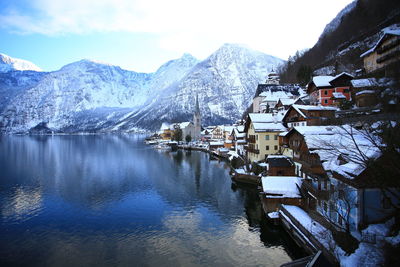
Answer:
0 0 354 73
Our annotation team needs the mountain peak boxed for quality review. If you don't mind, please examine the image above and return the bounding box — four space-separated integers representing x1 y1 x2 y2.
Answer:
0 53 42 72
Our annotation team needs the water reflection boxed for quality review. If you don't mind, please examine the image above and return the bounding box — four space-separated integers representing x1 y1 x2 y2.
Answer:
0 135 300 266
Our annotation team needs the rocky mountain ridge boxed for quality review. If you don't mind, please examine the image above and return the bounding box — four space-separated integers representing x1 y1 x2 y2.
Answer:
0 44 284 133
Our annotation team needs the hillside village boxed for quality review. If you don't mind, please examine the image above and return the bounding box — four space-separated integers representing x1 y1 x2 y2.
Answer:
147 24 400 266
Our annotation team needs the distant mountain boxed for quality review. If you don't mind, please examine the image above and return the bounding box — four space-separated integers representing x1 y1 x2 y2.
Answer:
0 53 42 72
117 44 284 130
0 45 283 133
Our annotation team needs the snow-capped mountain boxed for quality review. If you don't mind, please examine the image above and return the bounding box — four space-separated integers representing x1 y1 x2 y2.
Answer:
123 44 284 130
0 53 42 72
0 45 283 133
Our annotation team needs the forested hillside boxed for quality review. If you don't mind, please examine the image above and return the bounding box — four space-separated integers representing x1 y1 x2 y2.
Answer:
279 0 400 84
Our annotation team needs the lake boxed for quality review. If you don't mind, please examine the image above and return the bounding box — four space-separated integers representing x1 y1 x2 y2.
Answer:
0 135 303 266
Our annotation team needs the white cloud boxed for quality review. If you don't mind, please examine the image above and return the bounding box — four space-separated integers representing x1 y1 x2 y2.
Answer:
0 0 355 59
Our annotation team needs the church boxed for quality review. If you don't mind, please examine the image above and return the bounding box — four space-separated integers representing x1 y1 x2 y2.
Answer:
193 94 202 140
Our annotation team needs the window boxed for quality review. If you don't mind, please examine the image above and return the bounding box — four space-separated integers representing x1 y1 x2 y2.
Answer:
265 135 269 140
266 145 270 150
256 135 258 140
324 202 328 212
274 145 278 150
324 90 328 95
274 135 278 140
324 99 328 104
344 89 349 93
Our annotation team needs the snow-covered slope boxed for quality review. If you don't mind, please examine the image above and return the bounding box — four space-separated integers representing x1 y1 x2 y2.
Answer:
0 45 283 133
0 53 42 72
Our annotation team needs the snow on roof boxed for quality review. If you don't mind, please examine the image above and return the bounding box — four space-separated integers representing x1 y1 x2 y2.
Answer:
312 76 334 87
360 25 400 58
224 126 235 133
179 122 192 128
332 92 346 99
259 89 294 102
253 122 286 132
209 141 224 146
261 176 303 198
331 72 354 80
160 122 170 130
351 78 378 88
302 126 381 179
294 104 337 111
292 125 344 136
279 131 289 137
355 90 375 96
278 98 296 105
267 154 290 159
249 113 276 123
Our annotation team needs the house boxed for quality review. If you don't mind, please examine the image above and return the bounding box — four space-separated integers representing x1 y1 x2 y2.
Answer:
275 98 296 111
259 176 303 213
283 125 398 232
306 73 353 106
201 129 212 141
350 78 380 107
360 26 400 74
210 125 224 140
266 155 295 176
244 113 286 162
281 104 337 128
223 126 235 149
231 125 246 156
159 122 173 140
259 90 295 112
252 84 302 113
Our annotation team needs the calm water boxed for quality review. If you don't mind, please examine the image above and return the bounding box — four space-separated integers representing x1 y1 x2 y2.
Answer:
0 135 302 267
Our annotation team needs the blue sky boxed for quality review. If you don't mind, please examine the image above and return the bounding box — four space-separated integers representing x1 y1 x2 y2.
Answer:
0 0 354 73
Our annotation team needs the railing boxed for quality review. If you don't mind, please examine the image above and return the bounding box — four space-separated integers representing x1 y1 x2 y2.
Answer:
247 135 256 143
280 205 339 266
245 147 260 154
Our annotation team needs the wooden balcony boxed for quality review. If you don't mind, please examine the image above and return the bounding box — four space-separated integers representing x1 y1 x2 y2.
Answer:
247 135 256 144
245 146 260 154
301 180 329 200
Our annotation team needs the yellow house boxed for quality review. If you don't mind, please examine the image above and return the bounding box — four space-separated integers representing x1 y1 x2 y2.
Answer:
244 113 287 162
361 28 400 74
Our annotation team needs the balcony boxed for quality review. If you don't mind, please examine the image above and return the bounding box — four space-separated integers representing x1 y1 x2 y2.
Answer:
245 147 260 154
301 180 329 200
247 135 256 144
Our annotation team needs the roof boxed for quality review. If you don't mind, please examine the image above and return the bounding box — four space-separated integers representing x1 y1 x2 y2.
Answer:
253 122 286 132
355 90 376 96
332 92 346 99
278 98 296 106
294 104 337 111
266 155 294 167
312 76 334 87
360 25 400 58
160 122 170 131
249 113 277 123
291 125 344 136
261 176 303 198
259 89 294 102
179 121 192 128
295 125 381 181
351 78 378 88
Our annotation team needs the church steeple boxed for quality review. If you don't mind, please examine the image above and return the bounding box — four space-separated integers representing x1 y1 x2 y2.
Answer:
193 94 201 140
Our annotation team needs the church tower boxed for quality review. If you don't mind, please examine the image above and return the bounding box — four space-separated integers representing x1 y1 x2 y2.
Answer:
193 94 201 140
